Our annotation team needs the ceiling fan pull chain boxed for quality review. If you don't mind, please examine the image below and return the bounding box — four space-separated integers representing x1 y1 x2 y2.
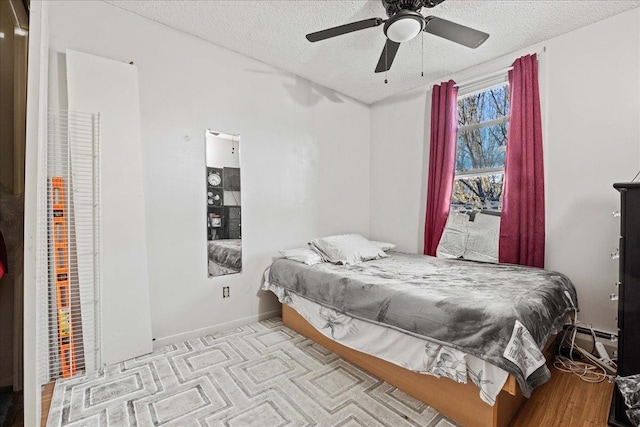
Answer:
421 31 424 77
385 41 388 84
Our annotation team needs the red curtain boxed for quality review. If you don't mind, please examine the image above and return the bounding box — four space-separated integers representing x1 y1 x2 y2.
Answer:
424 80 458 256
499 54 545 267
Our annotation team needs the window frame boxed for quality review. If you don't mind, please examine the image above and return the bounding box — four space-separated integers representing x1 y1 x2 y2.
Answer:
452 81 510 211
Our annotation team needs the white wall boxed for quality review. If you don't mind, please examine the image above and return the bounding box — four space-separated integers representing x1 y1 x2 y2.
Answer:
370 90 431 254
543 8 640 335
47 1 370 345
370 8 640 334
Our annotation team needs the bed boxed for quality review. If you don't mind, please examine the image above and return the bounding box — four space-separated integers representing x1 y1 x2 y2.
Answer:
262 251 576 427
207 239 242 276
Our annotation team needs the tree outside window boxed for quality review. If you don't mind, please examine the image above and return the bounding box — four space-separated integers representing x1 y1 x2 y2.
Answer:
452 84 510 212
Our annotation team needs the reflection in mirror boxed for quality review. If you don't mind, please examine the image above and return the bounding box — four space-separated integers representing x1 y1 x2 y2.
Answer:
205 130 242 277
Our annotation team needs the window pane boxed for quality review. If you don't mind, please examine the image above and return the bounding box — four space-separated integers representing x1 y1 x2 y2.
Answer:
456 122 508 172
451 174 504 211
458 85 510 126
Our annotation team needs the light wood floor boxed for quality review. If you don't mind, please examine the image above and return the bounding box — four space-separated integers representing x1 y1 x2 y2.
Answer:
37 369 613 427
510 368 613 426
39 382 55 427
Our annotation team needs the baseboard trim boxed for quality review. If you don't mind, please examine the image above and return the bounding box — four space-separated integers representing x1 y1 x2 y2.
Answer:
563 324 617 341
152 309 282 349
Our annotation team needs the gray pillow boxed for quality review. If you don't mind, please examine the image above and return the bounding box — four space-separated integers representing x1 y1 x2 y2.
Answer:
278 247 325 265
310 234 387 265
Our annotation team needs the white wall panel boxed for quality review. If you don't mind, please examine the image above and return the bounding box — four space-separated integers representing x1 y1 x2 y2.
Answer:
66 50 153 364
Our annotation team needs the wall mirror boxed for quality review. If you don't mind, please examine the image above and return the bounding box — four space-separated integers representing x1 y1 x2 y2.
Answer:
205 130 242 277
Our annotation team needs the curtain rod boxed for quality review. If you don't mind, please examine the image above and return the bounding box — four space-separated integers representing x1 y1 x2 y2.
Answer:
454 47 546 89
454 67 512 88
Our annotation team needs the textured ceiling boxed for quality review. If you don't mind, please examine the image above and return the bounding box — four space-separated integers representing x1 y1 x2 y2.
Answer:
103 0 639 104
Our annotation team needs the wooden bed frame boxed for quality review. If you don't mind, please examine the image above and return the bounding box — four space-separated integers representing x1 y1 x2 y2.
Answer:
283 304 555 427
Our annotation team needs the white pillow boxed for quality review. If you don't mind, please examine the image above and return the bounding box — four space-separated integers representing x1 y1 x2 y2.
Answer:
369 240 396 252
463 212 500 263
436 211 470 259
310 234 387 265
278 247 324 265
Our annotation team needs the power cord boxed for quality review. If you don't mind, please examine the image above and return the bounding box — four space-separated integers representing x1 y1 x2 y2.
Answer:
554 292 616 383
554 324 617 382
553 355 612 383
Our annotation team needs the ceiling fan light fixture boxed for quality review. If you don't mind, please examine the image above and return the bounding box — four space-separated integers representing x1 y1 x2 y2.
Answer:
384 11 424 43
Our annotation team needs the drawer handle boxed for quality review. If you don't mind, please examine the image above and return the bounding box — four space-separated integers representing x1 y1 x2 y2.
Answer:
611 249 620 260
613 211 621 218
610 293 619 301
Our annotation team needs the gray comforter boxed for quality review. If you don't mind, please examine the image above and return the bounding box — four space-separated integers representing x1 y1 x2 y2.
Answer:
268 252 577 397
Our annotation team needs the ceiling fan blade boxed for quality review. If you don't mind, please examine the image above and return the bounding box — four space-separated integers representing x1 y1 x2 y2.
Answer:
375 39 401 73
424 16 489 48
306 18 384 42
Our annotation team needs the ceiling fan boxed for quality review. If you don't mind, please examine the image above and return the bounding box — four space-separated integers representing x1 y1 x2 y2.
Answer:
305 0 490 74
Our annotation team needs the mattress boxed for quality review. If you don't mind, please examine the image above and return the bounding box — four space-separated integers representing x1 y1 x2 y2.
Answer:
264 277 510 405
265 251 577 398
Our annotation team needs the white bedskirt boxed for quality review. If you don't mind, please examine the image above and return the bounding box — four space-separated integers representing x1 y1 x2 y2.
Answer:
263 274 510 405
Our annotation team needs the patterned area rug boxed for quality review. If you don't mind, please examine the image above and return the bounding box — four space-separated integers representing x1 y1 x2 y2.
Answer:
47 318 459 426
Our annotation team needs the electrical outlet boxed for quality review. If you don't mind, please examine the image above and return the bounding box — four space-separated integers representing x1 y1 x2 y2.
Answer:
223 286 230 298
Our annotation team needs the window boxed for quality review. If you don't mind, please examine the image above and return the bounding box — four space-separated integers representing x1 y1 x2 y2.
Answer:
452 84 510 212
